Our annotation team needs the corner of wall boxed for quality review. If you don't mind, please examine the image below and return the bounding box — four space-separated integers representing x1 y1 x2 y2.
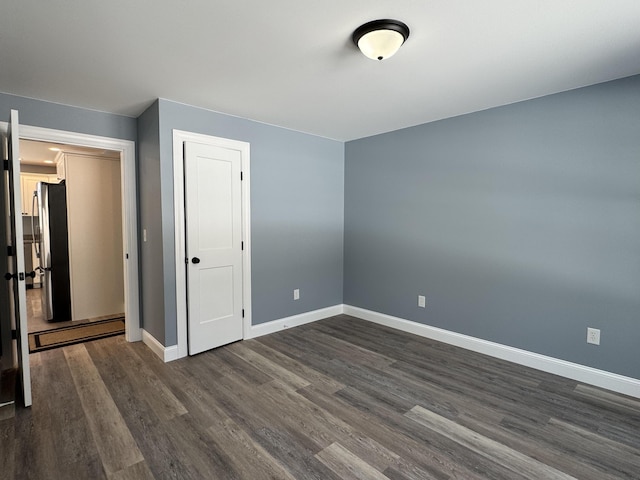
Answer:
141 329 178 363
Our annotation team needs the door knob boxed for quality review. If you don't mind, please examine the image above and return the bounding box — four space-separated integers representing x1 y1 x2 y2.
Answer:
192 257 201 264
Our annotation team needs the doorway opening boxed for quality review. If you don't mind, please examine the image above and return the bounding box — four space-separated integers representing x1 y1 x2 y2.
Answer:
20 139 127 351
12 122 141 346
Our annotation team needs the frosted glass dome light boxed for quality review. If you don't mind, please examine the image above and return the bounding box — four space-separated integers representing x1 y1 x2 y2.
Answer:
353 19 410 61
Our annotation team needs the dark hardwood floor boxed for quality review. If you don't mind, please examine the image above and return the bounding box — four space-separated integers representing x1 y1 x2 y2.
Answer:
1 314 639 479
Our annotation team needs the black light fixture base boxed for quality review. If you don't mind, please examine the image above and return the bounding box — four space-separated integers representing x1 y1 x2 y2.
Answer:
352 19 410 47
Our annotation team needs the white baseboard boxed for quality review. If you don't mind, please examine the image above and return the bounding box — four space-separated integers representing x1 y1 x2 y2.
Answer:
344 305 640 399
141 329 179 363
143 302 639 398
157 305 344 360
245 305 344 340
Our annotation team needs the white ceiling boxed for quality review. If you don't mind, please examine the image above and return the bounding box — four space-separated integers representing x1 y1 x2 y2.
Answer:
2 1 640 141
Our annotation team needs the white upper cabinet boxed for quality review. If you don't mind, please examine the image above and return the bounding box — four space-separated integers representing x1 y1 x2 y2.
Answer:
20 173 49 216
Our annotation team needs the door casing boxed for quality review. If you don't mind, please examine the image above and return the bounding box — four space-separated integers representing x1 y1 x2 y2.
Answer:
173 130 252 359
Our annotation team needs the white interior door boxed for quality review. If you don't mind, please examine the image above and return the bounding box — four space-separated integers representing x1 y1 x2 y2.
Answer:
184 141 243 355
4 110 32 406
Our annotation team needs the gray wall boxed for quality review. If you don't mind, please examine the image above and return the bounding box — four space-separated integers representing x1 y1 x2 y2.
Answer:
0 92 136 141
344 75 640 379
136 101 165 342
139 99 344 346
6 77 637 379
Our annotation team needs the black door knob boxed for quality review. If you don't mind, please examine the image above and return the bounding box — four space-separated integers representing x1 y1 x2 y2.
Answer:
192 257 201 264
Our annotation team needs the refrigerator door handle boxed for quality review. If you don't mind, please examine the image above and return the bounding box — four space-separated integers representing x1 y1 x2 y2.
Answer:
31 190 41 261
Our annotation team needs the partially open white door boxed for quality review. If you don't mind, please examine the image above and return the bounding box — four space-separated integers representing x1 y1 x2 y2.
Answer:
4 110 31 406
184 141 244 355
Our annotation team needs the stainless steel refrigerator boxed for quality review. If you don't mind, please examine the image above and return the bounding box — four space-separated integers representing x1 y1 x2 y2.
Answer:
34 181 72 322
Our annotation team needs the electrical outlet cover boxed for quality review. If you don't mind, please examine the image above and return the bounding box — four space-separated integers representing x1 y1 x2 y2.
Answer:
587 327 600 345
418 295 426 308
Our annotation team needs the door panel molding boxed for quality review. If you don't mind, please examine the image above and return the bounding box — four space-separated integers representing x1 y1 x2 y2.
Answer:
173 130 252 360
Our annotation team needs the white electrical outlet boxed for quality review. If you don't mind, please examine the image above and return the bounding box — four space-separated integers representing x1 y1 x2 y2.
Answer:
294 289 300 300
587 327 600 345
418 295 426 308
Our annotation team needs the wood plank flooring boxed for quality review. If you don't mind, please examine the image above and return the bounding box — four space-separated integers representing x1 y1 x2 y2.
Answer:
1 314 639 479
26 288 125 334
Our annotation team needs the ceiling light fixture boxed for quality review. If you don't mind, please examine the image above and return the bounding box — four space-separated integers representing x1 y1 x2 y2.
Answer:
44 160 54 164
352 19 410 61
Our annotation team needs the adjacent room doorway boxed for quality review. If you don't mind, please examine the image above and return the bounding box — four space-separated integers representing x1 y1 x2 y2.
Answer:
0 111 139 407
20 140 127 352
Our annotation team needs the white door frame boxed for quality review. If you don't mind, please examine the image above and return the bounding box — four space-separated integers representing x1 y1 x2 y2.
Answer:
173 130 252 359
0 121 141 342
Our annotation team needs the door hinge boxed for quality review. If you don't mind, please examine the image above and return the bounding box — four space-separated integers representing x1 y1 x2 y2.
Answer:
7 245 14 257
11 329 17 340
242 309 245 318
3 160 9 171
241 241 244 251
240 171 243 181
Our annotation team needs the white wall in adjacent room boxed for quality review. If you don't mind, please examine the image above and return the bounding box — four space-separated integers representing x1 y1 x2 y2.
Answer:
64 153 124 320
